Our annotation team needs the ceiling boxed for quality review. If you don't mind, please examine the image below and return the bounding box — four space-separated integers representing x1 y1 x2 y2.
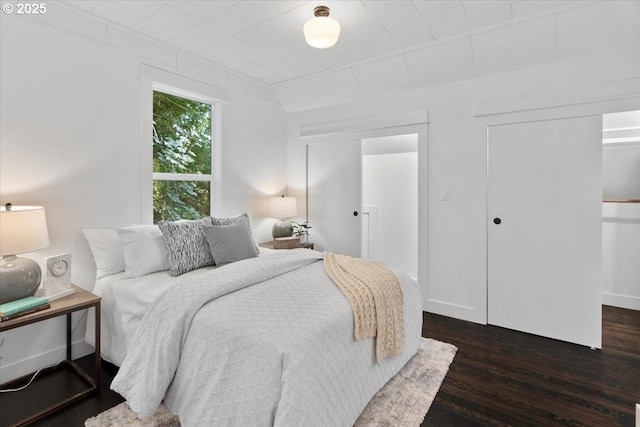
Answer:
62 0 579 87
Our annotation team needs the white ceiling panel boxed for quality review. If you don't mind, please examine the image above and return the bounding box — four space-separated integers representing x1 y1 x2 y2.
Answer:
511 1 573 18
283 62 326 78
462 1 512 19
222 55 266 73
57 0 640 107
273 78 317 104
65 1 100 11
135 5 199 41
380 10 436 45
411 0 467 29
227 0 306 25
310 68 360 96
199 38 253 63
353 56 411 89
92 1 147 27
431 3 512 39
183 11 252 45
234 23 282 49
222 41 295 72
116 1 170 17
245 60 292 80
361 1 421 25
346 25 395 53
170 1 239 20
556 1 640 49
254 41 297 61
367 33 430 56
405 38 474 77
167 33 210 53
320 48 374 70
472 15 557 63
279 50 323 68
265 62 326 84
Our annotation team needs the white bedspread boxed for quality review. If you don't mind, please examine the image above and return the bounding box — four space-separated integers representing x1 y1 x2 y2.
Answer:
108 249 422 427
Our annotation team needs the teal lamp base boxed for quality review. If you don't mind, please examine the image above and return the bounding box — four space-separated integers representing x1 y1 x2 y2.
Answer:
0 255 41 304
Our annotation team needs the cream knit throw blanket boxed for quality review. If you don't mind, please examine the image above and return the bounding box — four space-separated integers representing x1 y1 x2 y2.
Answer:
324 252 404 360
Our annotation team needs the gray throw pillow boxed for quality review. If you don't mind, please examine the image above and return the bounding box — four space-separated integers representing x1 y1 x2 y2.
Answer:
158 218 215 276
210 213 259 254
202 223 259 265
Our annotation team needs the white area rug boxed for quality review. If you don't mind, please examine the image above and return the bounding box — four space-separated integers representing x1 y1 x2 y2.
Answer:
85 338 457 427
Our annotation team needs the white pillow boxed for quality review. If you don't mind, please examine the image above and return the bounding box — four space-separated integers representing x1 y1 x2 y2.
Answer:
82 228 126 279
115 224 169 278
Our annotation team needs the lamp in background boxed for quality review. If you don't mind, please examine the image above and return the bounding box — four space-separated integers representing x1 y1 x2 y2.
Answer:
269 195 297 239
303 6 341 49
0 204 50 304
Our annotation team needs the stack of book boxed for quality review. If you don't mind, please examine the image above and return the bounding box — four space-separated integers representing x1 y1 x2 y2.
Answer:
0 296 50 322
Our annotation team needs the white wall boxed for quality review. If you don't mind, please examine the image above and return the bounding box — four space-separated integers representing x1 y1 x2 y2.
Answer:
603 144 640 199
288 41 640 323
602 203 640 310
362 140 418 279
0 13 287 382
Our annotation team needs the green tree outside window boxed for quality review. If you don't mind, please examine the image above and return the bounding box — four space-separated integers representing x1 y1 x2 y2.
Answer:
152 91 213 222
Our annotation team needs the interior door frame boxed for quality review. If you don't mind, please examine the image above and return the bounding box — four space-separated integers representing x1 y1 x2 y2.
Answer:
361 205 378 261
300 112 429 306
471 96 640 326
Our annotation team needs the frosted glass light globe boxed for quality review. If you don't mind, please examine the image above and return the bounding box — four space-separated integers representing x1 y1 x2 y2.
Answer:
303 8 340 49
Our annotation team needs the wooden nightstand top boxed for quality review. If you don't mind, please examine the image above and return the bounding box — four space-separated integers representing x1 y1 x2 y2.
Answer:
259 241 315 250
0 284 100 331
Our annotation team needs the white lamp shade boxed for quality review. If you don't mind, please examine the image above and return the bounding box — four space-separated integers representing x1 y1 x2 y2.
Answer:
303 16 341 48
269 197 297 219
0 205 50 255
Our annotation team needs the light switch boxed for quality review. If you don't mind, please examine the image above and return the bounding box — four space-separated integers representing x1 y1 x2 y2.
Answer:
441 188 450 201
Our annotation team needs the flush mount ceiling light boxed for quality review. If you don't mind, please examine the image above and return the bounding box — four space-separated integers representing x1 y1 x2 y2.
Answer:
303 6 341 49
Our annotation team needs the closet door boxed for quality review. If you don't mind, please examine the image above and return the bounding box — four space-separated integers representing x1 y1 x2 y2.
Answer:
307 140 362 256
487 116 602 348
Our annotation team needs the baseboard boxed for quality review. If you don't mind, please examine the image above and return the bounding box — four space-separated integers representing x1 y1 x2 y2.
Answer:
0 339 94 384
602 292 640 311
424 298 484 324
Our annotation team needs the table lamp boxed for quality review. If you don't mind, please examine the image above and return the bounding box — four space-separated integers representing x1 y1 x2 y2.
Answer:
269 196 297 239
0 203 50 304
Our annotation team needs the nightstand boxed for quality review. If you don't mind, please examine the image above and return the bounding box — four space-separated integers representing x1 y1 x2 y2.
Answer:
259 241 315 250
0 284 101 427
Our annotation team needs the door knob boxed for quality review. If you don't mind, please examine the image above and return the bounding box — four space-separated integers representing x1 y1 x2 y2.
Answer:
353 211 359 217
493 218 501 225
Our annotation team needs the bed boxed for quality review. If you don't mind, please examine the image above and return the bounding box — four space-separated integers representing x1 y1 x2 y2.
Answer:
83 217 423 427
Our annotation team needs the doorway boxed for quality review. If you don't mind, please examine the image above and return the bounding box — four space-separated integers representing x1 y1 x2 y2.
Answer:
602 110 640 311
304 119 428 292
361 134 418 280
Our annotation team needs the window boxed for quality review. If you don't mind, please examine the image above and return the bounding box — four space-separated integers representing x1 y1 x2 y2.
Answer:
152 90 214 223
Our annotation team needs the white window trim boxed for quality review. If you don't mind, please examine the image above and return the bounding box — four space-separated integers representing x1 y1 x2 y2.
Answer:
152 173 213 181
140 67 223 224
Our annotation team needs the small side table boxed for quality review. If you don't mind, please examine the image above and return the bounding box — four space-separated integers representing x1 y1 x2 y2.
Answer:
0 284 101 427
260 241 315 250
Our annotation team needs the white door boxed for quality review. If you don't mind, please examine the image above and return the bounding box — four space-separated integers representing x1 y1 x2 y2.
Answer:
307 140 362 256
487 116 602 348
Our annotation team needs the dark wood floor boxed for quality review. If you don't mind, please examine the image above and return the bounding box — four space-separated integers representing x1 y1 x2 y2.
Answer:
1 305 638 427
423 305 640 426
